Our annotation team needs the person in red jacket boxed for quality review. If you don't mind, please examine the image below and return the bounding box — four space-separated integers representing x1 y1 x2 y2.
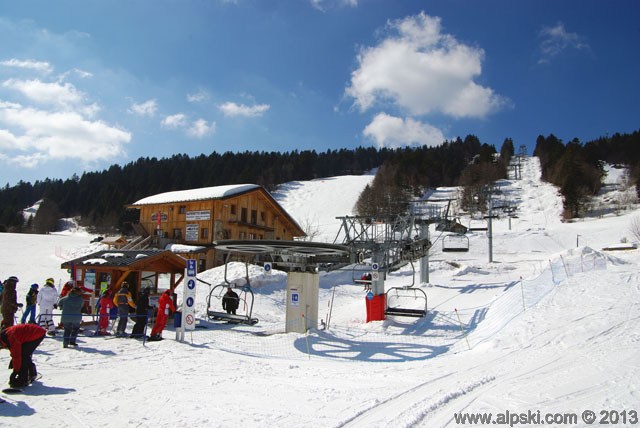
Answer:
148 289 176 341
0 324 46 387
96 290 113 335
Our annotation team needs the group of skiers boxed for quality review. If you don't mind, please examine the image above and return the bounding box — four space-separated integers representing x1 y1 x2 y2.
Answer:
0 276 59 332
0 276 180 388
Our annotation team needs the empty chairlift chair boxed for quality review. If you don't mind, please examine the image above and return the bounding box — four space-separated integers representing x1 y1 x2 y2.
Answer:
384 262 428 318
442 234 469 252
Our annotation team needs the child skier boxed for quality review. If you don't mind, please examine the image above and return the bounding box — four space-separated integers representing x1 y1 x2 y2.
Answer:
21 284 39 324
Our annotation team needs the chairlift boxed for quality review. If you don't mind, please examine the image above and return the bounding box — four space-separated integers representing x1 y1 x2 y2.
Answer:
205 256 258 325
468 218 488 232
442 234 470 252
352 263 373 286
384 261 427 318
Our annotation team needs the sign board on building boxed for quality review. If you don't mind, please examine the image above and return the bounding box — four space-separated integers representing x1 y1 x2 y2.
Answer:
185 224 199 241
186 210 211 221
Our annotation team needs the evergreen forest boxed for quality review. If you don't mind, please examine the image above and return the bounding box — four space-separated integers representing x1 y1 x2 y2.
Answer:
1 130 638 234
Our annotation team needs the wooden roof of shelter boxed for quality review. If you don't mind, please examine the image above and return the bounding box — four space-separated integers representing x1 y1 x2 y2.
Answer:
61 249 187 273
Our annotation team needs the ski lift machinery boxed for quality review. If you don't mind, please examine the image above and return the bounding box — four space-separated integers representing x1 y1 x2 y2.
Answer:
334 214 433 320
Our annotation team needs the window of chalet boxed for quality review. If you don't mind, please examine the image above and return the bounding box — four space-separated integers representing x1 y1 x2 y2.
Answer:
251 210 257 224
179 205 186 214
230 204 236 215
248 232 255 239
260 211 266 223
173 228 182 239
241 207 248 222
239 232 246 239
201 228 209 239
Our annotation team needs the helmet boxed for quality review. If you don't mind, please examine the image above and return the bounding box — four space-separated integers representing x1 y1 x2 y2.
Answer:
7 276 18 283
122 282 129 288
31 283 39 290
45 278 55 285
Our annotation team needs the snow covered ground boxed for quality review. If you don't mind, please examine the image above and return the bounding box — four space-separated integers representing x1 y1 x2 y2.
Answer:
0 157 639 427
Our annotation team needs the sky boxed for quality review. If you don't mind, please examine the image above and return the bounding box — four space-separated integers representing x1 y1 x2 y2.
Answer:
0 157 638 426
0 0 638 187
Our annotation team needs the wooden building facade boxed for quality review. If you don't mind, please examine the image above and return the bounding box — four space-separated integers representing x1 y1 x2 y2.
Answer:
127 184 305 270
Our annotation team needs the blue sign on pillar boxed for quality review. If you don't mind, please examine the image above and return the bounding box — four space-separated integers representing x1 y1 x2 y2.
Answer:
182 260 197 332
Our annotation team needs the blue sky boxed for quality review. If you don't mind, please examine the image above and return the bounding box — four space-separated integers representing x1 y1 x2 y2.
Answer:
0 0 638 186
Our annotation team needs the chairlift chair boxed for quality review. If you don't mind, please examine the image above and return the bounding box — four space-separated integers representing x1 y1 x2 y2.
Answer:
442 234 470 252
206 283 258 325
205 257 258 325
384 261 428 318
468 218 488 232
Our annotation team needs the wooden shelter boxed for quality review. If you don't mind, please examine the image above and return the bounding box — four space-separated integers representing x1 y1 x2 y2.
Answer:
127 184 305 270
61 249 187 310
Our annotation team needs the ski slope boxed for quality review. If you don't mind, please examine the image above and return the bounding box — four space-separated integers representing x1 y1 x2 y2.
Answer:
0 157 638 427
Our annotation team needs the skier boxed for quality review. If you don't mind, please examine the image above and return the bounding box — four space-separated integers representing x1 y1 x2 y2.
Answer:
148 289 175 341
58 286 85 348
96 290 113 335
113 282 136 337
222 286 240 315
21 284 39 324
1 276 21 328
0 323 46 388
37 278 58 336
130 287 150 338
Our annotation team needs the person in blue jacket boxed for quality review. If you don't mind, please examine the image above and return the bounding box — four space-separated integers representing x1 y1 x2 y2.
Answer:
57 286 85 348
21 284 39 324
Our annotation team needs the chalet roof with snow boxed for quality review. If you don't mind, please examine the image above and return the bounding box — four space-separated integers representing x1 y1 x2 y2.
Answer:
61 249 186 271
130 184 260 206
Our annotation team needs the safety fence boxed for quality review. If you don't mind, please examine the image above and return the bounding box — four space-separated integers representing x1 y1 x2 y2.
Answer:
451 248 608 351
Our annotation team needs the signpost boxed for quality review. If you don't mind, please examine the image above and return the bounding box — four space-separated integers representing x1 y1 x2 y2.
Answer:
178 259 197 341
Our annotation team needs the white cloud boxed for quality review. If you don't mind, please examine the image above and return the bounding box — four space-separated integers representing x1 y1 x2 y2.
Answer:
363 112 445 149
2 78 100 117
72 68 93 79
187 118 215 138
128 99 157 117
219 101 270 117
0 58 53 74
187 91 208 103
538 22 590 64
346 12 505 119
161 113 187 129
310 0 357 12
0 101 130 167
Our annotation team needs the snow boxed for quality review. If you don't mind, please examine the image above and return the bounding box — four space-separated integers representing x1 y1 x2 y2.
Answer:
130 184 260 205
1 157 639 427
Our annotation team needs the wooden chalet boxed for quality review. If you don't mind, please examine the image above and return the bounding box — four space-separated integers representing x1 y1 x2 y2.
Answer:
126 184 305 270
61 249 187 310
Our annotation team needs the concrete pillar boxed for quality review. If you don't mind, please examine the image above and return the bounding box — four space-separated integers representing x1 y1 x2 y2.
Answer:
285 271 320 333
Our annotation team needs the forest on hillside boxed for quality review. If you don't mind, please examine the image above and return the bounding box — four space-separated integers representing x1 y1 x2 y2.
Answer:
1 130 638 234
534 130 640 219
0 138 485 234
